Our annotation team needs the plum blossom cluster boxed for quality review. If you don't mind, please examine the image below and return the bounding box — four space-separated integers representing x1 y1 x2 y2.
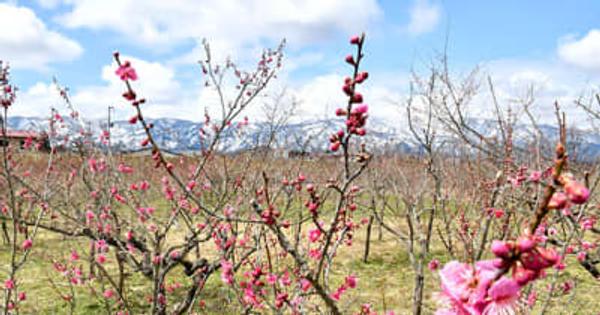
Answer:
548 173 590 209
330 274 357 301
0 61 16 108
437 260 522 315
436 141 591 314
330 34 369 152
438 230 571 313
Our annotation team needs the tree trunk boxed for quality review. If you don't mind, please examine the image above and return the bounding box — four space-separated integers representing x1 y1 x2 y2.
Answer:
412 265 425 315
363 215 374 263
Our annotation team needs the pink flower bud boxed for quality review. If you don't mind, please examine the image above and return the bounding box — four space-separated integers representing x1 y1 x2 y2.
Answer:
70 250 80 261
564 180 590 204
512 266 538 286
96 254 107 264
529 171 542 182
342 84 353 96
4 279 14 290
103 289 114 299
335 108 347 116
548 192 568 209
345 54 355 65
355 71 369 83
353 104 368 114
308 202 319 215
122 91 136 101
491 240 512 258
350 35 360 45
345 274 357 288
351 93 363 103
308 228 321 242
516 236 536 253
428 259 440 271
22 239 33 250
300 279 311 292
520 247 559 271
330 142 341 152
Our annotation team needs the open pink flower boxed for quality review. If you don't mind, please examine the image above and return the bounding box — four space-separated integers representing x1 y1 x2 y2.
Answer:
115 61 138 81
4 279 14 290
220 260 234 285
308 228 321 243
528 171 542 182
300 278 311 292
103 289 115 299
345 274 357 288
437 260 500 314
482 277 520 315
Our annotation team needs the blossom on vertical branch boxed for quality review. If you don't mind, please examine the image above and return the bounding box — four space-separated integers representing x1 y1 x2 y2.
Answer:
434 118 591 315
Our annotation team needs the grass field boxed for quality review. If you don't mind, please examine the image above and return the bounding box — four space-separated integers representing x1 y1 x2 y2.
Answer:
3 218 599 314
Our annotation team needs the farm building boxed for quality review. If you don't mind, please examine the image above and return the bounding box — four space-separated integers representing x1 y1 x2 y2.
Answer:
0 130 50 151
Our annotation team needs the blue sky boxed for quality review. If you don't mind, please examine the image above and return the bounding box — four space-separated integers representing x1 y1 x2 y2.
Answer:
2 0 600 123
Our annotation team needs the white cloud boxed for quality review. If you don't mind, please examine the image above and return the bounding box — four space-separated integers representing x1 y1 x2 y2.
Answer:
406 0 441 35
477 58 599 125
0 3 82 70
558 29 600 71
36 0 62 9
11 56 193 121
11 58 408 129
281 71 407 124
57 0 381 58
10 82 63 117
72 56 189 119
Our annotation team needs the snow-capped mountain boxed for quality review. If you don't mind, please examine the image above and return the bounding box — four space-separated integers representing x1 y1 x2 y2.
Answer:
4 116 415 154
5 116 600 158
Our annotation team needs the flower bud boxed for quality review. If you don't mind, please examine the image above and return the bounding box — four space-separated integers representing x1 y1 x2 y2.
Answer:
548 192 568 209
520 247 559 271
330 142 340 152
516 236 536 253
343 84 353 96
491 240 512 258
353 104 368 114
351 93 363 103
22 239 32 251
355 71 369 83
512 266 538 286
335 108 347 116
345 54 355 65
564 180 590 204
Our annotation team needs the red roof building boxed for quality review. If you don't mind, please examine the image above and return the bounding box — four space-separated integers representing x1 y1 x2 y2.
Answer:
0 130 50 151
